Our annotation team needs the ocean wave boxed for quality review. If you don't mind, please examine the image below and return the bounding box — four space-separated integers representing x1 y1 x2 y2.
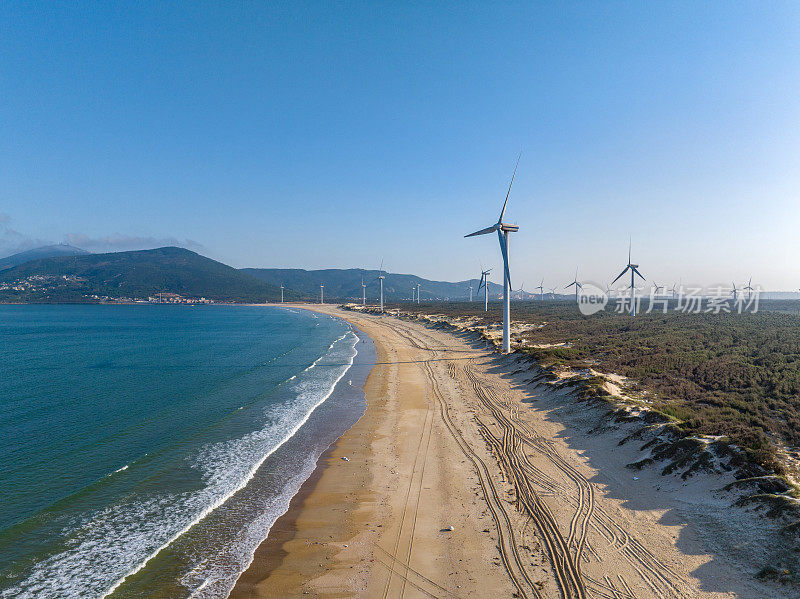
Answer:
3 329 359 599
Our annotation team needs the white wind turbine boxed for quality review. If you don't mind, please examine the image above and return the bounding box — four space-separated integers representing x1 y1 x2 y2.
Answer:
565 268 583 303
478 268 492 312
378 261 385 312
536 279 544 301
652 281 665 296
744 277 754 301
611 240 646 316
280 284 284 303
361 276 366 305
469 283 473 302
670 280 680 299
465 157 521 353
548 286 557 299
416 283 421 303
731 281 739 301
320 284 324 304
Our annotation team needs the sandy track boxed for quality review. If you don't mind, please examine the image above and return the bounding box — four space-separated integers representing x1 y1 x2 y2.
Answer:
231 307 782 599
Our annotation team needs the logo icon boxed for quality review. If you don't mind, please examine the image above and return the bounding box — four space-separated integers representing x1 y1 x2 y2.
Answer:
577 282 608 315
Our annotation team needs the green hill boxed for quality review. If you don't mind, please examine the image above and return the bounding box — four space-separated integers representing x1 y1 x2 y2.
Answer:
0 247 291 303
240 268 505 301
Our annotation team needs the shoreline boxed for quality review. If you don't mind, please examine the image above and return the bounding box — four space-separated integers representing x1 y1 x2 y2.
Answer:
229 305 518 598
229 307 383 597
229 307 378 598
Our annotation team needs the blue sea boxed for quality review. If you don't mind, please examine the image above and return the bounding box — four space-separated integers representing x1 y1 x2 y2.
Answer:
0 305 373 598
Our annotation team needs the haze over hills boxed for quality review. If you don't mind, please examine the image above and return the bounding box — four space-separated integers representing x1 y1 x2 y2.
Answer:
241 267 506 301
0 247 290 303
0 244 89 271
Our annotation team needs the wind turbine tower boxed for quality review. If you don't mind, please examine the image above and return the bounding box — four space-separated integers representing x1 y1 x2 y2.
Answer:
611 240 646 316
478 269 491 312
565 269 583 303
465 156 521 353
320 284 324 304
280 285 284 303
378 262 385 312
731 282 739 301
469 284 473 302
361 277 366 305
536 279 544 301
416 283 421 304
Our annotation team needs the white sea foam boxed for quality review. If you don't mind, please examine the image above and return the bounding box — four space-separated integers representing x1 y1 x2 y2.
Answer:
3 329 359 599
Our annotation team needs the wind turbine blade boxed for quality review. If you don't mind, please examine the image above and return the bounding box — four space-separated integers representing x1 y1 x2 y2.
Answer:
633 267 646 281
498 153 521 223
611 265 630 285
497 229 511 289
465 224 500 237
565 282 576 289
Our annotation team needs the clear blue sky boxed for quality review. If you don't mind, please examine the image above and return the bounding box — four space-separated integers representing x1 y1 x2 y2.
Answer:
2 2 799 289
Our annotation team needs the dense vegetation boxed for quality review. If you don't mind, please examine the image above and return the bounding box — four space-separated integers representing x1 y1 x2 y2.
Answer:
0 247 292 303
392 300 800 471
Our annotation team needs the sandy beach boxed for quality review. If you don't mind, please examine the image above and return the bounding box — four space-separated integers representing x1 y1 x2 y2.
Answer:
230 305 786 599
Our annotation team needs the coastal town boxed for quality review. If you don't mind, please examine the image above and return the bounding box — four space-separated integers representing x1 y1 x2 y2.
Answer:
0 273 213 304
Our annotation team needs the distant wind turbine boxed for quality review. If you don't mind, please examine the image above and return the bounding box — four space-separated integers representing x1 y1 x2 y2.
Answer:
469 283 473 302
744 277 754 301
478 268 492 312
565 268 583 303
536 279 544 301
416 283 421 304
320 284 324 304
652 281 665 296
548 286 557 299
280 284 284 304
731 281 739 301
465 156 521 353
611 240 645 316
670 281 680 299
361 276 366 305
378 260 385 312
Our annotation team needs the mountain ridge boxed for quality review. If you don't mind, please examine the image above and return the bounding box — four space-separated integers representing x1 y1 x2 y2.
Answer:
0 247 290 303
0 244 89 271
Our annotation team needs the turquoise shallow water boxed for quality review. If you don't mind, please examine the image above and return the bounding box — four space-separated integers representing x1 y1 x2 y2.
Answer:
0 305 369 598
